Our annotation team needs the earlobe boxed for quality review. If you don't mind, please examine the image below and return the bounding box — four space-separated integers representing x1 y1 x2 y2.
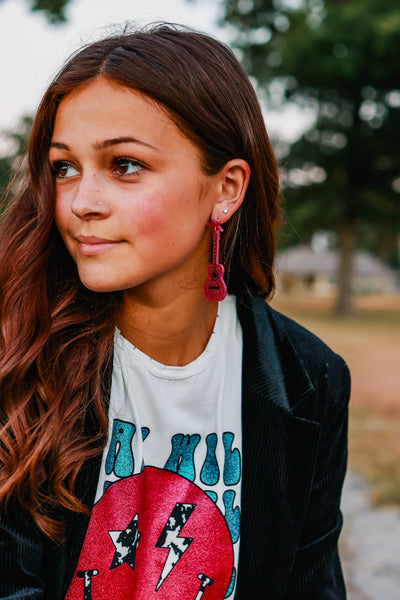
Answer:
211 159 250 223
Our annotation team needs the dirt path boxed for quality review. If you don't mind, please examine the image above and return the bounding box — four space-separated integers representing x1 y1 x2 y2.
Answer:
340 471 400 600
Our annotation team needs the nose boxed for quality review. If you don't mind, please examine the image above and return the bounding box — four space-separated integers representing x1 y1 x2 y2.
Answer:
71 173 110 220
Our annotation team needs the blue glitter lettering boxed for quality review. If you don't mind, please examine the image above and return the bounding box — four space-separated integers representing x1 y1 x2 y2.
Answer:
200 433 220 486
164 433 200 481
224 567 236 598
223 490 240 544
223 432 241 486
105 419 135 478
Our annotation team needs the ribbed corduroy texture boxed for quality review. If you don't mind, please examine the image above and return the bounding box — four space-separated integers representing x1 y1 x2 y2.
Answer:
0 296 350 599
236 297 349 599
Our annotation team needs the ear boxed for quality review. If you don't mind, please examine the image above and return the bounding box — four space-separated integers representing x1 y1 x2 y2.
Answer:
211 159 251 223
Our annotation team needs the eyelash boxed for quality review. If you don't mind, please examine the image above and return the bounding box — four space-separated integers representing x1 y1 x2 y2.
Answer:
49 157 145 180
111 157 144 177
50 160 77 179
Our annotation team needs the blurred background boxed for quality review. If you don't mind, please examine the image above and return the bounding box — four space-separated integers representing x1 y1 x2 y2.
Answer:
1 1 399 597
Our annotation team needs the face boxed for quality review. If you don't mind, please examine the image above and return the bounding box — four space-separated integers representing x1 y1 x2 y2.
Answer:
51 77 219 296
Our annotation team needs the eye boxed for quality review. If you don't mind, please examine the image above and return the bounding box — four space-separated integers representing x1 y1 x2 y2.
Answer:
112 157 143 176
51 161 79 179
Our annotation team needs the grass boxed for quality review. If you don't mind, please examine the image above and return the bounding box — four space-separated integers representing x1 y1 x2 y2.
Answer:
270 291 400 507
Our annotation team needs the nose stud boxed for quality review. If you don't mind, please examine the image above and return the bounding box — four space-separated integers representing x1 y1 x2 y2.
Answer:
97 201 103 206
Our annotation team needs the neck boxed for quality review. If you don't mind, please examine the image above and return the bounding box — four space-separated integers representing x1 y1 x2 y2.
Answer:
118 286 219 366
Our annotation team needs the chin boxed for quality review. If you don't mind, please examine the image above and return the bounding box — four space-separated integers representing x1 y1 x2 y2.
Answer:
78 273 119 294
79 273 140 294
81 281 116 293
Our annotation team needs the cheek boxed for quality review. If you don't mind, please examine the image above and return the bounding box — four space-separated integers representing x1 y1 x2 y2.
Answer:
123 192 204 258
121 198 159 239
121 190 177 237
135 179 209 229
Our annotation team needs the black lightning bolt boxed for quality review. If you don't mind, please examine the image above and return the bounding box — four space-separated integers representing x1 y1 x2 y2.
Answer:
155 502 195 590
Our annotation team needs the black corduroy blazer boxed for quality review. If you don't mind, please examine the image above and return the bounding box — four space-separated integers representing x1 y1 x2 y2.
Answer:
0 296 350 599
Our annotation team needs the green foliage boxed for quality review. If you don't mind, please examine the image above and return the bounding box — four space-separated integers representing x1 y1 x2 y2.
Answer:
0 0 70 197
0 0 71 23
0 115 33 207
219 0 400 266
0 155 13 198
28 0 71 23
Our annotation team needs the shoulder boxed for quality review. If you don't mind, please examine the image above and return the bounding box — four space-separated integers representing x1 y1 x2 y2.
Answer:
268 302 346 364
272 305 350 397
238 295 350 412
239 294 345 365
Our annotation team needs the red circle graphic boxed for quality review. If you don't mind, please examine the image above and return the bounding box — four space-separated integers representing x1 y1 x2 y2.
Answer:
65 466 233 599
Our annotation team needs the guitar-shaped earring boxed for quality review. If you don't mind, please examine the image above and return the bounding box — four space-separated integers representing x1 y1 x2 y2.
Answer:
203 217 227 302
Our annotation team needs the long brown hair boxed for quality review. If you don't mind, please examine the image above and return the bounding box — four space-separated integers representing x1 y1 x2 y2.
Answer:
0 24 279 539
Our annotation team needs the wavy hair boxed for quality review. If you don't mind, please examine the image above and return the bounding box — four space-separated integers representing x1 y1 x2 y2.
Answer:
0 23 279 539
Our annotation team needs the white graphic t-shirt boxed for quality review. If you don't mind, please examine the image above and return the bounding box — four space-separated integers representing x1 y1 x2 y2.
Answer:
66 295 243 600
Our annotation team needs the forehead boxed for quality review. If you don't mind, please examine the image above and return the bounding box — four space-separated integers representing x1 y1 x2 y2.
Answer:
52 77 182 143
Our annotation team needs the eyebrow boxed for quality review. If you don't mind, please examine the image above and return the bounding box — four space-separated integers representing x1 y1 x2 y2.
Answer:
50 137 160 152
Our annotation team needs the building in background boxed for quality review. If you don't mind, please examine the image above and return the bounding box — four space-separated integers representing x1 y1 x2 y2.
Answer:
275 244 399 296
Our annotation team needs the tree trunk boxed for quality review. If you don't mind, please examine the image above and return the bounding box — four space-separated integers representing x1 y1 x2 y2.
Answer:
335 217 356 315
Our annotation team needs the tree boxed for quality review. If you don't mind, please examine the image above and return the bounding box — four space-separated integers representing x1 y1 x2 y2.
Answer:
0 116 33 207
0 155 13 200
0 0 70 199
0 0 71 23
218 0 400 313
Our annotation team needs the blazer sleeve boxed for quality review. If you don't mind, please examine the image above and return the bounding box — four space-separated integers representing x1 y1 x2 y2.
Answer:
0 502 45 599
285 355 351 600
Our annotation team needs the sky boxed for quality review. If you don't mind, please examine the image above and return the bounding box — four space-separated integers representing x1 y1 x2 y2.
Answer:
0 0 221 130
0 0 309 155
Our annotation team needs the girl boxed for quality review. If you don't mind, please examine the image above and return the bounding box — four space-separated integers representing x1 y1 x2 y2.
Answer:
0 24 350 600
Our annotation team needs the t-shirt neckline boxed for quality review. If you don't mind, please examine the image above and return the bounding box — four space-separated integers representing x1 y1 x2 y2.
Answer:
114 296 234 380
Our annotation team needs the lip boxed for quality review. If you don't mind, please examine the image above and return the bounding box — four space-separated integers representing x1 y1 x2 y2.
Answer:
76 235 120 256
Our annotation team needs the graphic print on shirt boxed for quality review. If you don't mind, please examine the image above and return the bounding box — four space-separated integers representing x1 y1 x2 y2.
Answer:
66 424 241 600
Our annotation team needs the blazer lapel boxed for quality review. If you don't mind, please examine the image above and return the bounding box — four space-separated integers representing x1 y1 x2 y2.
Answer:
236 297 321 598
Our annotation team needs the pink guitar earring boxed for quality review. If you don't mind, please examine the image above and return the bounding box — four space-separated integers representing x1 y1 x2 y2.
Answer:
203 218 227 302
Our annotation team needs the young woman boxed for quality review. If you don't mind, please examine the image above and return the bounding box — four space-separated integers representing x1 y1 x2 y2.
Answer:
0 24 350 600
